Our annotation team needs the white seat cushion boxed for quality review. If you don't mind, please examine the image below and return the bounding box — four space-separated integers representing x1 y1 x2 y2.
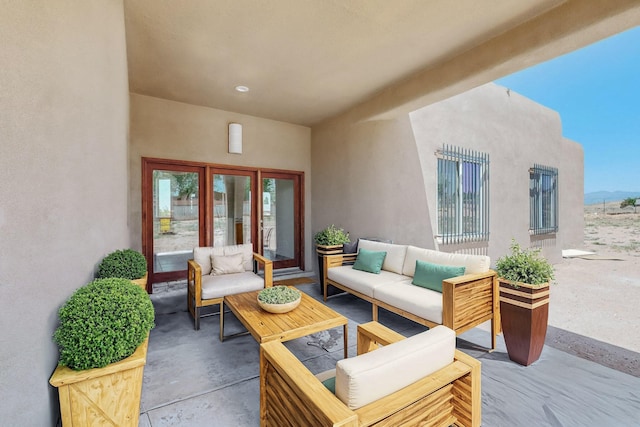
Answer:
335 325 455 409
374 279 443 324
201 271 264 300
327 266 405 298
357 240 407 274
402 245 490 277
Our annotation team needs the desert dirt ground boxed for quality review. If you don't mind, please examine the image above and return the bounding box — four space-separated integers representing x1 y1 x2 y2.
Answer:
549 203 640 353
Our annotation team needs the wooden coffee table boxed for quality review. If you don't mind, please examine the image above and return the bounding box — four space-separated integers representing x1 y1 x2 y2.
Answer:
221 287 349 358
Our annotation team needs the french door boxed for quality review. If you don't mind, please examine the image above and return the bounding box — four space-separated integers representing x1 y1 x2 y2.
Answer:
211 168 257 248
142 161 205 287
142 159 304 290
261 172 303 269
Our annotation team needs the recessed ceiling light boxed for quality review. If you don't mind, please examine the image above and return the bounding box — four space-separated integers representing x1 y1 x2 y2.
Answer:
235 85 249 93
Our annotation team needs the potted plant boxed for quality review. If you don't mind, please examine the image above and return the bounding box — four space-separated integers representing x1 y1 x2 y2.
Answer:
496 240 555 366
49 278 155 426
257 285 302 314
314 225 350 295
97 248 148 290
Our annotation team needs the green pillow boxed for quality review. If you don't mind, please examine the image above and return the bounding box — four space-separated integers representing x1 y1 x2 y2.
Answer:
412 260 465 292
321 376 336 394
353 249 387 274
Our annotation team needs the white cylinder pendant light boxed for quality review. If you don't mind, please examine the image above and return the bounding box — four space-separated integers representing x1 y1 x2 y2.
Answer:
228 123 242 154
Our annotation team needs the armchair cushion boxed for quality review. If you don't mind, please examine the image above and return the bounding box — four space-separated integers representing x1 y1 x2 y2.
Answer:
222 243 254 271
335 325 455 409
201 272 265 299
193 244 254 275
210 253 245 275
194 246 224 275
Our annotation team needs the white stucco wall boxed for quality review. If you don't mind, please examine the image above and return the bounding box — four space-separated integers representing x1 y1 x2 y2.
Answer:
313 83 584 264
0 1 130 425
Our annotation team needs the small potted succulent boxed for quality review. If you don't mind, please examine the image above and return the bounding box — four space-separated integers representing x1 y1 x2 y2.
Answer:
496 240 555 366
49 278 155 426
97 248 148 290
257 286 302 314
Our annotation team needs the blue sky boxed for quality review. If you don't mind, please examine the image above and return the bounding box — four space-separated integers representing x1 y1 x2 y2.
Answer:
495 26 640 194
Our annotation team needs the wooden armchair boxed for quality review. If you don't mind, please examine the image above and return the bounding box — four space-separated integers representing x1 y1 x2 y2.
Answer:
260 321 481 427
187 244 272 333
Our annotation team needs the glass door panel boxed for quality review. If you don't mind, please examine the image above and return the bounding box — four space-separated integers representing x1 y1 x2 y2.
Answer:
261 174 300 269
213 173 253 247
151 169 201 277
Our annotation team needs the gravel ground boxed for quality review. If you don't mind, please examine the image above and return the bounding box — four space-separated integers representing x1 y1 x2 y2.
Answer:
549 204 640 357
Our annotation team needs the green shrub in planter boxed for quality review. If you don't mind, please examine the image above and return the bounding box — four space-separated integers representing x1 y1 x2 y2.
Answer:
53 278 155 370
97 249 147 280
496 240 555 286
314 225 350 246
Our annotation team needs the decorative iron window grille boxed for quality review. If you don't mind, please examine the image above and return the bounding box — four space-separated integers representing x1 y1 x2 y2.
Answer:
529 164 558 235
436 145 490 245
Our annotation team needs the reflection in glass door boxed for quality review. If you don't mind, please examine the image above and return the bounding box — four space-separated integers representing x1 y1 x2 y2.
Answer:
261 173 301 269
149 168 202 284
212 172 254 247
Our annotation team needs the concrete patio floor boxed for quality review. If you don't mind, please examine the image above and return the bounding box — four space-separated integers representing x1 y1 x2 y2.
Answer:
139 281 640 426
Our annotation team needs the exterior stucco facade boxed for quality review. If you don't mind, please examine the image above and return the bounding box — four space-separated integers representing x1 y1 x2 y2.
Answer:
312 83 584 264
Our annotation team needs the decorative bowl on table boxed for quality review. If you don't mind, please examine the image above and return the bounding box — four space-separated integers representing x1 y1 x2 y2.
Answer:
257 286 302 314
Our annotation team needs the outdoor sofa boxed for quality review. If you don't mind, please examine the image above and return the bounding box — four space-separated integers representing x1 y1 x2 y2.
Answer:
324 239 499 349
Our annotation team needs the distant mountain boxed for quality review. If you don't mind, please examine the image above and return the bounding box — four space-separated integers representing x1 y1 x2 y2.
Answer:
584 191 640 205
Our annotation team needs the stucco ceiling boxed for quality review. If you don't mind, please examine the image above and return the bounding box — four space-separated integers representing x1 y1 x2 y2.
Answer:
123 0 603 126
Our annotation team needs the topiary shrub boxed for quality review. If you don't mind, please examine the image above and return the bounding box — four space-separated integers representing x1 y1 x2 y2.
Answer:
96 249 147 280
53 278 155 370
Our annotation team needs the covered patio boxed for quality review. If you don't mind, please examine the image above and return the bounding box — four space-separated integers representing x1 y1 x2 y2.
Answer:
3 2 640 425
139 280 640 426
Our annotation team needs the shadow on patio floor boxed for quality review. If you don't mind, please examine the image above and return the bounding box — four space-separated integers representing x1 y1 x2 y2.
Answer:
139 282 640 426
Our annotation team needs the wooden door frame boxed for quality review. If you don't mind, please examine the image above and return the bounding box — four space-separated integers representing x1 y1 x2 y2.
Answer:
141 158 206 288
208 166 259 250
260 169 305 271
142 158 305 290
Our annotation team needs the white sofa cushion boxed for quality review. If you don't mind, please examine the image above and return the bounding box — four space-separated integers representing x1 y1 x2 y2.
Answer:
358 240 407 274
402 245 490 277
335 325 455 409
201 271 264 300
374 279 443 324
328 266 405 298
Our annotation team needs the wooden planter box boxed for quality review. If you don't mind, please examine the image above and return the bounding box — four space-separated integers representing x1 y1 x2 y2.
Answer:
131 271 148 292
316 244 344 296
499 279 549 366
49 337 149 426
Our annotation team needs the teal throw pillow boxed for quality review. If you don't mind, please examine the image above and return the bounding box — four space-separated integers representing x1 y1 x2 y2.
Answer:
353 249 387 274
321 376 336 394
412 260 465 292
